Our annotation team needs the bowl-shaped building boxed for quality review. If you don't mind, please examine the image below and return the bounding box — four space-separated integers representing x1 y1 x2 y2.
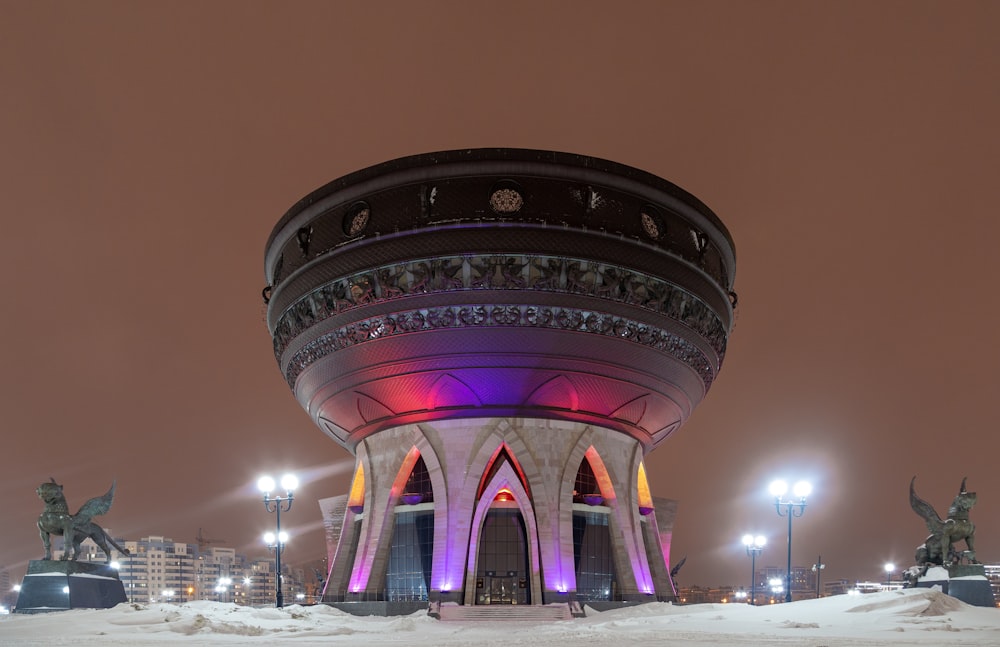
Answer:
263 149 736 610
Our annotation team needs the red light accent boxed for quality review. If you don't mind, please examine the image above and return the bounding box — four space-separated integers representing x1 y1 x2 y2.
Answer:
390 447 421 499
476 443 532 500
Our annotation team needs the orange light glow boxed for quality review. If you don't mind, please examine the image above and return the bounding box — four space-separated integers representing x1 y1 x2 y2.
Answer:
637 461 653 510
348 462 365 510
583 446 616 501
494 488 515 502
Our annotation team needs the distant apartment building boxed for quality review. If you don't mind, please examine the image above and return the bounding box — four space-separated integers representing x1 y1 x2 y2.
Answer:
54 535 305 606
116 536 197 603
1 565 13 611
823 578 852 596
675 585 737 604
981 564 1000 604
730 565 824 603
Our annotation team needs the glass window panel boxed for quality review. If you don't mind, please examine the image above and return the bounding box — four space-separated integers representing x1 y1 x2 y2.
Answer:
386 511 434 601
573 511 618 601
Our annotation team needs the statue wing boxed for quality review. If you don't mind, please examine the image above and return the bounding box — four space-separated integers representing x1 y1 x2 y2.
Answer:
910 476 942 534
74 480 116 522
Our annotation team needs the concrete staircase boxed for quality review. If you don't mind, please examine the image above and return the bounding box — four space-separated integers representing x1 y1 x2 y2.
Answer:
436 602 573 622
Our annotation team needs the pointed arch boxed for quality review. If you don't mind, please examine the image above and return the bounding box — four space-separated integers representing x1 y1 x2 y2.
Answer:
323 453 369 600
385 448 435 601
355 391 395 423
349 444 422 593
404 427 452 595
400 453 434 503
388 446 423 507
344 442 376 593
318 415 350 445
526 374 579 410
464 460 542 605
570 445 622 601
609 394 649 426
476 442 531 501
583 446 617 502
561 438 655 598
428 373 482 409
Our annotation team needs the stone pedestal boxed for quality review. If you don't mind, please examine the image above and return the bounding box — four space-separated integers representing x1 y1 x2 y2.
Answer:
914 564 996 608
14 560 127 613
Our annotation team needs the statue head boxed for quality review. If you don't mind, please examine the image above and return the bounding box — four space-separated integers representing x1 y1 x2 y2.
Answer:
36 478 65 505
953 477 977 512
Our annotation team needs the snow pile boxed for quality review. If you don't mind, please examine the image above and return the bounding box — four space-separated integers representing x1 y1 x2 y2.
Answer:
1 588 998 646
846 588 968 617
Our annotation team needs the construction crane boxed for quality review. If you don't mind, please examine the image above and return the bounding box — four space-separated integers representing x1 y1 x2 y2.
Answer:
195 527 226 550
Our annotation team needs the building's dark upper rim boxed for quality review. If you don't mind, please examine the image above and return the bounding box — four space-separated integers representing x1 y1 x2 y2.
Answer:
266 148 734 255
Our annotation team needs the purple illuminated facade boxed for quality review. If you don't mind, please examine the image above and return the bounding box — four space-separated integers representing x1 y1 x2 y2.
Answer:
263 149 736 609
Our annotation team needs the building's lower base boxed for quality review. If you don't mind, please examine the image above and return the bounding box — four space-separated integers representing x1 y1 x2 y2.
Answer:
323 597 670 618
434 601 575 621
325 600 430 616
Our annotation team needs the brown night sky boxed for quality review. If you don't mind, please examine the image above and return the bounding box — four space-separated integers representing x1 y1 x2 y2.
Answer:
2 2 999 590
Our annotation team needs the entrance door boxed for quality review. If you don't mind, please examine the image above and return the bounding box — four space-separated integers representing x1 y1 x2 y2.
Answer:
475 508 530 605
488 574 517 604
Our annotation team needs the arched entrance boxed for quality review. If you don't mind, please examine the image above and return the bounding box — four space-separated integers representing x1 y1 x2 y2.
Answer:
475 492 530 605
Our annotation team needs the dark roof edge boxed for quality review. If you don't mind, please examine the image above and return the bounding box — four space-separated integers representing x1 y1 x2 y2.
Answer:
266 148 733 254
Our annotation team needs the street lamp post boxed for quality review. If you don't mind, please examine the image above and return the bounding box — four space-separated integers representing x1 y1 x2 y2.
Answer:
884 562 895 590
741 534 766 605
263 529 289 606
243 577 253 606
812 556 825 599
128 552 134 603
770 479 811 603
258 473 298 608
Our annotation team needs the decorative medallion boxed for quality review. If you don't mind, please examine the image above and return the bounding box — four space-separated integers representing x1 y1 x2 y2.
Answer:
489 181 524 214
640 206 665 240
343 202 371 236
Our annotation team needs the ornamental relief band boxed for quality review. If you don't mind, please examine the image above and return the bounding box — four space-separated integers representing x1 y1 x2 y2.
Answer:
282 304 716 390
271 253 728 360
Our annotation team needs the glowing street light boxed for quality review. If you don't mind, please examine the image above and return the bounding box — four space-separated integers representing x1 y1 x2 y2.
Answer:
770 479 812 603
884 562 895 589
216 576 232 603
259 473 297 608
741 534 766 605
263 530 289 545
769 577 784 603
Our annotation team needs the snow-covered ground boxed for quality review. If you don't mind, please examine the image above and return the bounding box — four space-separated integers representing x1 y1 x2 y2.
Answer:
1 588 998 646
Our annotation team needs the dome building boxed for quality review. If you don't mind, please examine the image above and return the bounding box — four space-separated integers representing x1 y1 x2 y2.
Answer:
263 149 736 611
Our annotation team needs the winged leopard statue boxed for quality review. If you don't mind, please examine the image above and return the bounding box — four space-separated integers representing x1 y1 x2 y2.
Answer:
36 478 130 563
909 476 978 568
